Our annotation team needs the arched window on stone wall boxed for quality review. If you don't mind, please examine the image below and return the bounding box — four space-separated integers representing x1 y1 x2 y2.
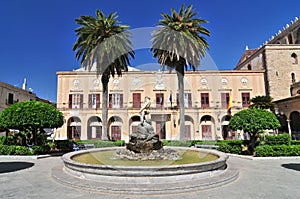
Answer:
291 73 296 83
288 33 293 44
247 64 252 70
291 53 298 64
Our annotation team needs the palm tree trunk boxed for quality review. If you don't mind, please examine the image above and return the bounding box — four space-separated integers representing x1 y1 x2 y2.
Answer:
177 70 185 141
101 75 109 141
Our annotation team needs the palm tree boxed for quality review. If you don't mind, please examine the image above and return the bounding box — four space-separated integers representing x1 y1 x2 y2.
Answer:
151 4 210 140
249 95 275 110
73 10 134 140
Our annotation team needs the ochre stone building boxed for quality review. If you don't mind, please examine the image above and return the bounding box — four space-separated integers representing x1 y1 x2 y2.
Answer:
56 69 265 141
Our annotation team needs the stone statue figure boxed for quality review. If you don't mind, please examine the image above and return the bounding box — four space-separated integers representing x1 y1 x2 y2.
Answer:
139 96 151 125
126 96 163 153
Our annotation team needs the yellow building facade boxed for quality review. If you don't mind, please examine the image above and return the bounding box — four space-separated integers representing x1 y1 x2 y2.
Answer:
56 69 265 141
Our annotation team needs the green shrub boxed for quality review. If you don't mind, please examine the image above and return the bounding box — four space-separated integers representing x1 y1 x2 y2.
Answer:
32 146 45 155
215 140 247 154
7 145 16 155
192 140 217 146
76 140 126 148
289 145 300 156
291 140 300 145
0 145 10 155
15 146 32 155
162 140 192 147
55 140 72 151
255 145 274 157
111 140 125 146
265 134 291 146
0 136 6 145
162 140 169 146
255 145 300 157
217 142 242 154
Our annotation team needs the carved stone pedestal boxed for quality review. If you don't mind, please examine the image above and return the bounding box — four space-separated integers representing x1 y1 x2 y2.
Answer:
126 120 163 153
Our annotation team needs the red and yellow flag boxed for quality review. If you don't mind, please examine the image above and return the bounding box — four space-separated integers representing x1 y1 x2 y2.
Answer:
227 93 232 110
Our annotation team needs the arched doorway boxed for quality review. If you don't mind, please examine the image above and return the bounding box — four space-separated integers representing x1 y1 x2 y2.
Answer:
221 115 232 140
87 116 102 140
184 115 194 140
277 114 288 133
108 116 123 140
290 111 300 133
200 115 215 140
129 115 141 134
67 117 81 140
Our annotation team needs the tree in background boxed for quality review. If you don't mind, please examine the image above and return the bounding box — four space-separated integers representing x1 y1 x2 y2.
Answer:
229 108 280 155
73 10 134 140
151 4 210 140
0 100 64 145
249 95 275 110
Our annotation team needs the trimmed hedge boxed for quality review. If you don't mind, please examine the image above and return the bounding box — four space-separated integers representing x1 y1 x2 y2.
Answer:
0 145 32 155
76 140 125 148
255 145 300 157
264 134 291 146
0 136 6 145
216 140 247 154
32 145 51 155
291 140 300 145
162 140 193 147
192 140 218 146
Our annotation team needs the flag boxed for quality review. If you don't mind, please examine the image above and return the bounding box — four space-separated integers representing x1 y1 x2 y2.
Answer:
160 93 164 105
169 92 173 107
227 93 232 111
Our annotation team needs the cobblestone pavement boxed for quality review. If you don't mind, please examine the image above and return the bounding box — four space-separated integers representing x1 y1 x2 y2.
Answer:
1 155 300 199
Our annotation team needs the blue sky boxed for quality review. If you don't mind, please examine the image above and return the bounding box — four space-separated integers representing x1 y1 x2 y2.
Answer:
1 0 300 102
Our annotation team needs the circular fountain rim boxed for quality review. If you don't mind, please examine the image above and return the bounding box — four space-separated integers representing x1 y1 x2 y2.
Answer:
62 146 228 177
63 146 227 168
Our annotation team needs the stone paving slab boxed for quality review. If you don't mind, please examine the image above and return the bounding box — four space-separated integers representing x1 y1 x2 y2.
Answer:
1 155 300 198
52 164 239 195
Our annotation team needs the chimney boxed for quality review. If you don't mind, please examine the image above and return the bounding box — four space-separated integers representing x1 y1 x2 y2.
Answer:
22 78 27 90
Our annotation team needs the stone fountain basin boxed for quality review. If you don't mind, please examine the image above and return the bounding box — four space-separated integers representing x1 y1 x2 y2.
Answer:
62 147 228 178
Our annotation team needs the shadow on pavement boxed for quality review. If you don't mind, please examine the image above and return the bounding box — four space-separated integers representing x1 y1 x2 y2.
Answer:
282 163 300 171
0 162 34 174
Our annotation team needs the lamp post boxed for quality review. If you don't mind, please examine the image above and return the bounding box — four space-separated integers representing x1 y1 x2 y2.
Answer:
287 119 292 137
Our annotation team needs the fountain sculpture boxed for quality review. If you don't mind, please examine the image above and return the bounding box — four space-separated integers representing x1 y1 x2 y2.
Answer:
126 96 163 153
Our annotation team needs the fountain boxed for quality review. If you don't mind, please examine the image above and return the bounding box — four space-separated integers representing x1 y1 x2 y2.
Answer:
53 97 238 194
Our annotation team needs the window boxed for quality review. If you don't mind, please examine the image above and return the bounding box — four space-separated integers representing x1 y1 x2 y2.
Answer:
247 64 252 70
291 53 298 64
109 93 123 108
184 93 192 108
221 93 229 108
292 73 296 83
68 126 81 139
68 94 83 109
88 94 100 109
111 126 121 140
132 93 141 108
176 93 192 108
201 93 209 108
156 93 164 108
7 93 14 105
242 92 250 107
288 33 293 44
